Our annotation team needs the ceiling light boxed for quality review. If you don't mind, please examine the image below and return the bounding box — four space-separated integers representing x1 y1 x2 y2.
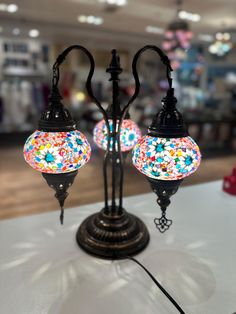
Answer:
77 15 103 25
191 14 201 22
162 17 193 69
116 0 126 5
7 3 18 13
198 34 214 42
179 10 200 22
106 0 116 4
93 17 103 25
98 0 127 5
146 26 164 34
178 10 188 19
78 15 87 23
29 29 40 38
12 28 20 36
87 15 96 24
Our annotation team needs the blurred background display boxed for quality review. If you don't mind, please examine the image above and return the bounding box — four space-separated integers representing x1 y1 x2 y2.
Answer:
0 0 236 219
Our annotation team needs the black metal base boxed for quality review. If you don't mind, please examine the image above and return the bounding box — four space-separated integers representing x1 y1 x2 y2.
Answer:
76 207 150 259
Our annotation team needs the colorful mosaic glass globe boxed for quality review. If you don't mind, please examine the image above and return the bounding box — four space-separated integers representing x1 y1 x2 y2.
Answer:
132 135 201 180
23 130 91 174
93 119 142 152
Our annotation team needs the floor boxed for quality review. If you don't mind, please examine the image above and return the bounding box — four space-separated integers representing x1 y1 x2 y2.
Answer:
0 147 235 220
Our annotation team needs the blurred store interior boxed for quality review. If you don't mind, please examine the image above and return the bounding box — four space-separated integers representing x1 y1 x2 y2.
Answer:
0 0 236 219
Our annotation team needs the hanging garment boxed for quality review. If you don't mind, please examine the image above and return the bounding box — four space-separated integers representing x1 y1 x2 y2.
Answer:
20 80 38 124
0 96 3 123
32 82 44 113
1 81 12 130
10 81 27 128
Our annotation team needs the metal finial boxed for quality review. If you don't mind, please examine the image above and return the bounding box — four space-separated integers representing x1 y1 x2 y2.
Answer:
106 49 122 81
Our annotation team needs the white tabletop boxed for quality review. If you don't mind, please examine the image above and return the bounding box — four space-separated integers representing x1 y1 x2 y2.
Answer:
0 180 235 314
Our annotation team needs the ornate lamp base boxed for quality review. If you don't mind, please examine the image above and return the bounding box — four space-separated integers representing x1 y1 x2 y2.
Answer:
76 207 150 259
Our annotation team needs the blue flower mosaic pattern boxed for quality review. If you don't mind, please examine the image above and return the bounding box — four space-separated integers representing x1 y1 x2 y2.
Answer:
132 136 201 180
93 119 141 152
24 130 91 174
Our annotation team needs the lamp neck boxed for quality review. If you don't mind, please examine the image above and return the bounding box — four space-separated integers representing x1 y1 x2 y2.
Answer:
148 88 188 138
38 86 76 132
106 49 123 120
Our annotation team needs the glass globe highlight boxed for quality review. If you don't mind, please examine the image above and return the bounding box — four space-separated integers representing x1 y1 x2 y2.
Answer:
132 136 201 180
23 130 91 174
93 119 141 152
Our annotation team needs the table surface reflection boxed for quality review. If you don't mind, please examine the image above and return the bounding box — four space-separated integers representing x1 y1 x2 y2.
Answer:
0 180 235 314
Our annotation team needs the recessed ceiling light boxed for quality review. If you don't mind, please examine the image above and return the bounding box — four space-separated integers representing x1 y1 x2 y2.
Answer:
146 25 164 34
12 27 20 36
29 29 40 38
191 14 201 22
106 0 116 4
98 0 127 5
78 15 103 25
179 10 201 22
7 3 18 13
87 15 96 24
93 17 103 25
78 15 87 23
117 0 127 5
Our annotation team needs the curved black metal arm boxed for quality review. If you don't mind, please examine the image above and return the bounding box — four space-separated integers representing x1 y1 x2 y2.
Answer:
117 45 173 206
51 45 110 208
120 45 173 122
51 45 108 123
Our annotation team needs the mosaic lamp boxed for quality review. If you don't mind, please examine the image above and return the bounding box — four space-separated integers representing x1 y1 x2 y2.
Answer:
93 118 141 152
23 87 91 223
132 88 201 232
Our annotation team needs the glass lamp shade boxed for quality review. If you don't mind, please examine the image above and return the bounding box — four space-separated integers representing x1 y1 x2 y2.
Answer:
23 130 91 174
93 119 141 152
132 135 201 180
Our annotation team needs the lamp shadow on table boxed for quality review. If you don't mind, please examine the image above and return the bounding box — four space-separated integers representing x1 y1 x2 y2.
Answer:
141 250 216 307
0 218 216 313
47 249 216 314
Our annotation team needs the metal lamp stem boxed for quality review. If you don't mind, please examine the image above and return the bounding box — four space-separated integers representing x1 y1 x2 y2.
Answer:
46 45 175 258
